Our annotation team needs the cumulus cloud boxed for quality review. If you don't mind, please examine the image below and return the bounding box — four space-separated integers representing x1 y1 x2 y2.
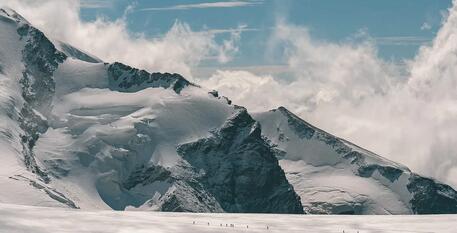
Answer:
203 20 401 114
200 1 457 188
0 0 241 79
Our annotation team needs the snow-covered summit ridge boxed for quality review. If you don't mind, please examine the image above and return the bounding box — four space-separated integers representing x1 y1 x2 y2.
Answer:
55 41 103 63
254 106 457 214
107 62 194 94
0 7 195 96
274 106 409 170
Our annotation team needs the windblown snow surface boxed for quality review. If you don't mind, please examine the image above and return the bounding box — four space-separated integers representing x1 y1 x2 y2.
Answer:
1 203 456 233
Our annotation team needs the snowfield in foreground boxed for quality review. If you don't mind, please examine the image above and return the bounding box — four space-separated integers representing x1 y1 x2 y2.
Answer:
0 203 455 233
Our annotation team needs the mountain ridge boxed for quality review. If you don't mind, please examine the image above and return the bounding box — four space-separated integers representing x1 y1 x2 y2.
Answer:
0 8 456 214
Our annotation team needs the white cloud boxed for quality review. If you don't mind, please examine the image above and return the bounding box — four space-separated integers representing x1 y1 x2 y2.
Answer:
204 20 399 113
199 0 457 188
139 1 263 11
0 0 242 79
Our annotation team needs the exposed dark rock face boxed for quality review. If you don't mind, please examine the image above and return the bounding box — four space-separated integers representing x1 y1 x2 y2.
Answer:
124 165 172 190
357 165 404 182
177 107 304 214
159 179 223 212
18 106 49 182
208 90 219 97
14 18 66 183
17 23 66 111
107 62 193 94
407 174 457 214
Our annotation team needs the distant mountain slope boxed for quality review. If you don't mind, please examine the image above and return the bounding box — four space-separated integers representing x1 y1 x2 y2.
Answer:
0 8 455 214
253 107 457 214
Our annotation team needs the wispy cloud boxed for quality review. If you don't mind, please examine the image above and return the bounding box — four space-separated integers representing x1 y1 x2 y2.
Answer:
80 0 112 9
421 22 432 31
374 36 431 46
139 1 263 11
207 26 260 35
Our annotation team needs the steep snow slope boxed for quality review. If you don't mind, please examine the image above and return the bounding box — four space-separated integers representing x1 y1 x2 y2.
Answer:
0 8 302 213
0 8 73 208
253 107 457 214
1 203 457 233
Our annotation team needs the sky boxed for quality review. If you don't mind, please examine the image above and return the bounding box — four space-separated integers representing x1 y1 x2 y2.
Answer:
78 0 452 67
3 0 457 188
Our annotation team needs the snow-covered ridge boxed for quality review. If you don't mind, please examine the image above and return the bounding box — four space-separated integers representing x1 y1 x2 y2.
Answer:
107 62 194 94
254 107 457 214
55 41 102 63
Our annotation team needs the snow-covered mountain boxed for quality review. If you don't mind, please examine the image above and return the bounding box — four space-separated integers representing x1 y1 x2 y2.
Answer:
0 8 456 214
254 108 457 214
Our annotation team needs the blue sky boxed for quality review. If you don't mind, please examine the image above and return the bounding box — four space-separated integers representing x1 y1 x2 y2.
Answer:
79 0 453 67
